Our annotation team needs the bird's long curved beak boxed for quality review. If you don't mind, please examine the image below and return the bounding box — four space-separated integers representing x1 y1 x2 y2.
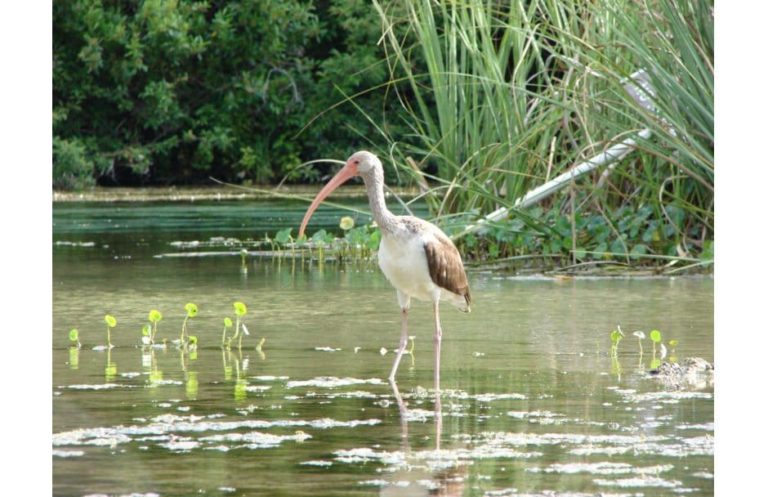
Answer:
299 161 358 238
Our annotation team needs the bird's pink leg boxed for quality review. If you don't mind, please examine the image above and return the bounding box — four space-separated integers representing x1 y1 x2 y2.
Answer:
388 307 410 382
433 300 443 391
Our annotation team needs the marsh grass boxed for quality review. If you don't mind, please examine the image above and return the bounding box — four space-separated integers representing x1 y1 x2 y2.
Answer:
358 0 713 270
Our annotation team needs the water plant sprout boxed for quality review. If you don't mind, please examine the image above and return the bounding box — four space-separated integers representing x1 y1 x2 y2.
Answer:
222 317 233 347
141 324 152 346
180 303 198 344
648 329 663 370
104 314 117 348
649 329 662 356
609 325 624 357
148 309 162 344
68 328 81 348
230 302 248 349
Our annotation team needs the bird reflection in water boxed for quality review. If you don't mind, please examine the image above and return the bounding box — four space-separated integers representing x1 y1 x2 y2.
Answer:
382 380 467 497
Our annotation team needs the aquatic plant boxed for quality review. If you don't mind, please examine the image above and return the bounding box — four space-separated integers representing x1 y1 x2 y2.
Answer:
68 328 81 349
649 329 662 355
609 326 624 357
275 228 295 259
649 329 663 369
141 324 152 346
187 336 199 362
668 339 679 363
68 328 81 369
311 229 332 264
148 309 162 344
180 302 198 345
104 314 117 348
230 302 248 349
339 216 355 231
105 348 117 381
222 317 233 348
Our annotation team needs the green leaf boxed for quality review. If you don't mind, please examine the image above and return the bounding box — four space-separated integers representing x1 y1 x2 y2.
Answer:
68 328 79 342
233 302 247 317
630 244 649 259
649 329 662 343
465 233 477 249
224 317 233 328
610 329 623 344
104 314 117 328
311 229 329 244
275 228 292 245
609 239 626 256
668 339 679 348
142 324 152 336
366 228 381 251
148 309 162 323
185 303 198 318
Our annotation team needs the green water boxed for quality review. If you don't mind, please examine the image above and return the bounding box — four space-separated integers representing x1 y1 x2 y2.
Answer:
53 200 714 497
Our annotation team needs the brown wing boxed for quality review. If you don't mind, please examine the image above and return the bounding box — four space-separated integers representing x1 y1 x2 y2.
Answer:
424 234 471 309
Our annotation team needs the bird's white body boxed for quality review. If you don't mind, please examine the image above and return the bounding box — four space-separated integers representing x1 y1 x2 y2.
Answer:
378 217 468 311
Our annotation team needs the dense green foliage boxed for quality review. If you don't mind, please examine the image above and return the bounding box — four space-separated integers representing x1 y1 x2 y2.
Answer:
53 0 404 188
54 0 713 270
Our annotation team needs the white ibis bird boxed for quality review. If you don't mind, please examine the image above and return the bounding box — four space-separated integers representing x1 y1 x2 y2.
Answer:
299 151 471 387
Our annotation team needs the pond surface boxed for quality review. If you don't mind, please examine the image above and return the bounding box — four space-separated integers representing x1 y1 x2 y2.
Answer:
53 200 714 497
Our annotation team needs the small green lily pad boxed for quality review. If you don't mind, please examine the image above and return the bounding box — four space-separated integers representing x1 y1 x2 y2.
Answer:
233 302 247 317
148 310 162 323
185 303 198 318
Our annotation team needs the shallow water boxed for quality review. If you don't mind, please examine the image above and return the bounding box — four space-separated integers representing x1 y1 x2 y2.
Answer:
53 201 714 497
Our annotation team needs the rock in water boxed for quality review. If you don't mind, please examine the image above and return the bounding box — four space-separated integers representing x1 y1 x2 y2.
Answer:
650 357 714 390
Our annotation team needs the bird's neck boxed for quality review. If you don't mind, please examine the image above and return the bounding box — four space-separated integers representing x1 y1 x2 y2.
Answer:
363 170 397 235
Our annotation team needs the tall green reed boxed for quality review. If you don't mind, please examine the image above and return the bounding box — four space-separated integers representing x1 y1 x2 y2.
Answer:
368 0 713 264
373 0 570 218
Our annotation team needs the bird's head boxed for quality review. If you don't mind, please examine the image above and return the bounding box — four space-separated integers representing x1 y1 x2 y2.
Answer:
299 151 381 238
347 150 381 176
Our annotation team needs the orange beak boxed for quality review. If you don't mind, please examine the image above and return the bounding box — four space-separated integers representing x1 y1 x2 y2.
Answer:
298 160 359 238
